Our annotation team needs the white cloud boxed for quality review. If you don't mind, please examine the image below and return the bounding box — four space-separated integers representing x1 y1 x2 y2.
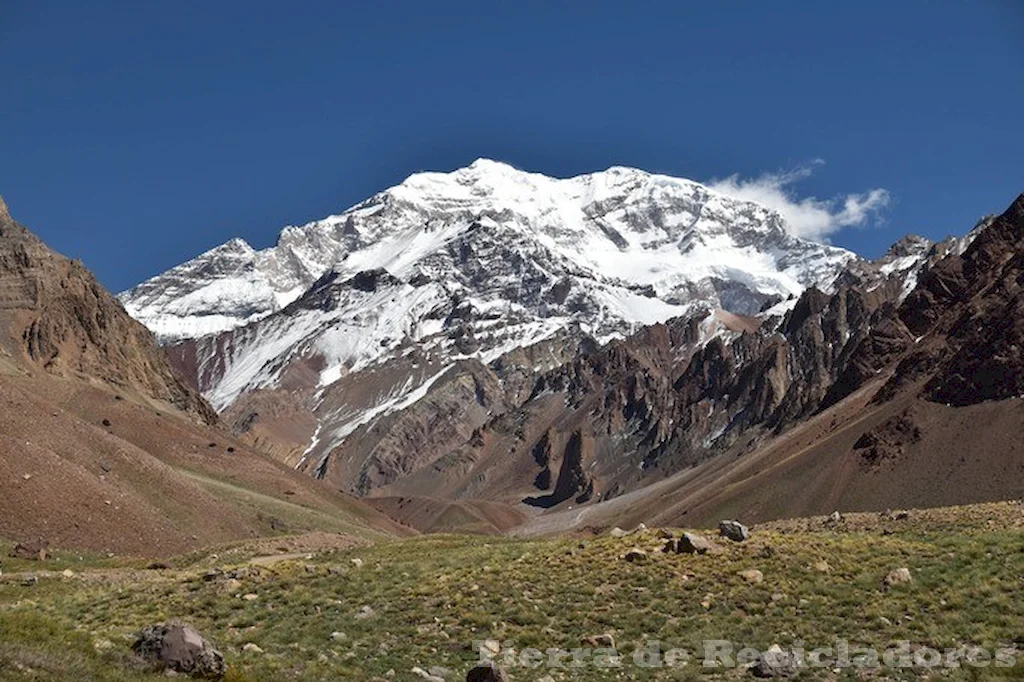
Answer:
707 162 890 242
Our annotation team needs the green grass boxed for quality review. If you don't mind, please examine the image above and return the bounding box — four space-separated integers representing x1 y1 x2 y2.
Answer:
174 468 390 541
0 507 1022 680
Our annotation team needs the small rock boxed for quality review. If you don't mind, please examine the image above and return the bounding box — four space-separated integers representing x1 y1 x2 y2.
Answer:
812 560 832 574
738 569 764 584
677 532 714 554
21 575 38 587
826 510 843 525
241 593 258 601
101 419 112 427
411 667 445 682
350 558 364 568
21 473 31 481
878 616 893 626
623 548 648 564
751 644 798 677
609 527 629 538
355 605 374 619
719 519 750 542
633 522 648 533
61 569 74 579
656 528 675 539
242 643 264 655
223 579 243 594
883 567 912 587
466 660 509 682
582 633 615 648
330 631 347 642
478 639 501 657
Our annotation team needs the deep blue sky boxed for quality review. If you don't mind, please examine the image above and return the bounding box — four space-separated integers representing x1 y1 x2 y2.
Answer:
2 2 1022 292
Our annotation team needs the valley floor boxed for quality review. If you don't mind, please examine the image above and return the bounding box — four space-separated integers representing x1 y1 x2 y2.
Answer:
0 501 1022 681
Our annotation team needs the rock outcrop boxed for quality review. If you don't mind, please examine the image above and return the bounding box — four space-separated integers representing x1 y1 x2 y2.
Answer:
0 196 215 423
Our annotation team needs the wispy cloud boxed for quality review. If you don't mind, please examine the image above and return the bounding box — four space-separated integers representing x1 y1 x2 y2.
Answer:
707 161 890 242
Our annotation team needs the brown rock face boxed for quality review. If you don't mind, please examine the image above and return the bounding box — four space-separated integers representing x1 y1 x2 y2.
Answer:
0 196 214 423
307 359 509 495
413 195 1024 511
857 194 1024 407
524 429 596 507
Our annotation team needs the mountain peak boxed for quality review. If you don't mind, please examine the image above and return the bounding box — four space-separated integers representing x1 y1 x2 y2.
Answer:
209 237 256 257
122 164 859 344
465 157 517 173
0 194 10 223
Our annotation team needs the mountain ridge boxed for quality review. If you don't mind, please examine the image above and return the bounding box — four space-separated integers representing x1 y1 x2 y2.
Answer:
122 161 882 493
120 159 858 343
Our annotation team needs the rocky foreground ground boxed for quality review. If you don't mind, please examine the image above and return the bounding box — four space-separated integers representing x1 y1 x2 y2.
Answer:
0 501 1022 681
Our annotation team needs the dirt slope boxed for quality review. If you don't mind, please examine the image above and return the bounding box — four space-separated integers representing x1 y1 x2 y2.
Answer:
0 196 411 555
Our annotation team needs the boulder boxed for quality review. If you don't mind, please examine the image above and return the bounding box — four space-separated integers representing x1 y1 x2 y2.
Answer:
609 527 629 538
677 532 714 554
132 623 226 680
719 520 750 542
466 660 509 682
623 548 648 564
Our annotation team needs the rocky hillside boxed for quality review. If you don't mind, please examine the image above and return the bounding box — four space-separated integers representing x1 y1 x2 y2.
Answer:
310 194 1024 525
511 194 1024 532
0 195 214 423
0 196 410 555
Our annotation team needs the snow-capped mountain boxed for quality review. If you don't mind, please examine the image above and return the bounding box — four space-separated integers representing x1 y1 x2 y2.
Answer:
121 159 869 488
122 159 857 344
